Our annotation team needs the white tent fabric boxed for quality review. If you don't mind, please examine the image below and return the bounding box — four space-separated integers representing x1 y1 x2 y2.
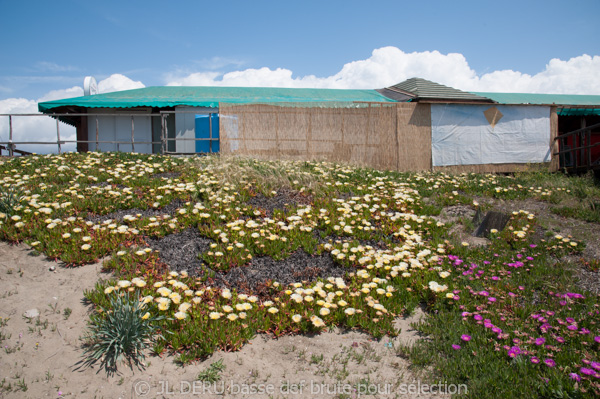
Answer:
431 104 551 166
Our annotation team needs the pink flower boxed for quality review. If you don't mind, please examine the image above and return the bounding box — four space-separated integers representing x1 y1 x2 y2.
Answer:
452 344 461 350
534 337 545 346
530 356 540 364
461 334 472 342
544 359 556 367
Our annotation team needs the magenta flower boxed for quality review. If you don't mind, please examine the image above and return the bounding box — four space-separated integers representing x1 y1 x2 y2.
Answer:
544 359 556 367
452 344 461 350
534 337 545 346
488 297 496 303
530 357 540 364
592 362 600 371
595 336 600 344
580 367 594 376
507 346 522 358
474 314 483 321
461 334 471 342
555 336 565 343
569 373 581 381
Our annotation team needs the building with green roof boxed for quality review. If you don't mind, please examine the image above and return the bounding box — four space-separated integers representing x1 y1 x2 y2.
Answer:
37 78 600 172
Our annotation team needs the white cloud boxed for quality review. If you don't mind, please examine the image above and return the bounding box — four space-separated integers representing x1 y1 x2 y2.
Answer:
165 47 600 94
0 74 145 154
1 49 599 155
0 97 76 154
98 73 145 93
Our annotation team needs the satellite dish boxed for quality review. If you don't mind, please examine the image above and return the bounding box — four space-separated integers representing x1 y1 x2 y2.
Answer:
83 76 98 96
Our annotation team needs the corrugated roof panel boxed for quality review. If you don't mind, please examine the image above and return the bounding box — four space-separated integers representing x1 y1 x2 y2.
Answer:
473 92 600 106
38 86 395 112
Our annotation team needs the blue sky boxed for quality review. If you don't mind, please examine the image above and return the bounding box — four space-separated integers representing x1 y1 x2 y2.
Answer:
1 0 599 101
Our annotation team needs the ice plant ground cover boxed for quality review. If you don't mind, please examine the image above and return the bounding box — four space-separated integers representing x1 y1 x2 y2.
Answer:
0 152 599 398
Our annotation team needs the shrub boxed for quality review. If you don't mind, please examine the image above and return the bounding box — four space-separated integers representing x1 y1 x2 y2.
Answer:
80 293 162 375
0 186 22 216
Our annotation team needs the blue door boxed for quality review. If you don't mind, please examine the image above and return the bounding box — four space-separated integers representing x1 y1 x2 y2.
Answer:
195 114 220 153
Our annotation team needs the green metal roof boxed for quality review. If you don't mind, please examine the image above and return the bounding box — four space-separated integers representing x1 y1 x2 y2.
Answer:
388 78 492 102
473 92 600 116
472 92 600 106
38 86 394 112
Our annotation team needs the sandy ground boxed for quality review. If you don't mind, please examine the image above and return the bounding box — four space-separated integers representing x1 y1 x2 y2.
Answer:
0 242 451 399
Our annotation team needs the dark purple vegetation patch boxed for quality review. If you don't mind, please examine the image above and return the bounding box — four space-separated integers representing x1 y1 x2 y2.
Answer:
221 250 347 294
145 227 212 273
146 227 348 294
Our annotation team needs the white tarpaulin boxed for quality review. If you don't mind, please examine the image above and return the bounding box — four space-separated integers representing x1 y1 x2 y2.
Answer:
431 104 551 166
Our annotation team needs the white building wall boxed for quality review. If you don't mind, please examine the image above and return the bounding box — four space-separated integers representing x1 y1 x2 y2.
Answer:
174 106 216 153
431 104 551 166
87 108 154 153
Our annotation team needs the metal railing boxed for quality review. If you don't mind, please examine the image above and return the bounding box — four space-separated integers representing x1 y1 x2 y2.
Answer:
0 111 220 156
554 122 600 172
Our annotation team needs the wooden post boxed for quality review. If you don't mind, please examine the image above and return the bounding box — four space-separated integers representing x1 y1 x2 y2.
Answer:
395 104 400 171
8 115 13 156
131 116 135 153
549 107 559 172
56 118 62 154
209 112 213 153
160 114 165 154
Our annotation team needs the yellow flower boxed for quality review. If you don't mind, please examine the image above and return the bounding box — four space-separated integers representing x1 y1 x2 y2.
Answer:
117 280 131 288
221 289 232 299
169 292 182 304
141 312 150 320
174 311 187 320
178 303 192 313
157 299 170 311
209 312 222 320
227 313 239 321
310 315 325 328
319 308 330 316
132 278 146 288
104 286 115 294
